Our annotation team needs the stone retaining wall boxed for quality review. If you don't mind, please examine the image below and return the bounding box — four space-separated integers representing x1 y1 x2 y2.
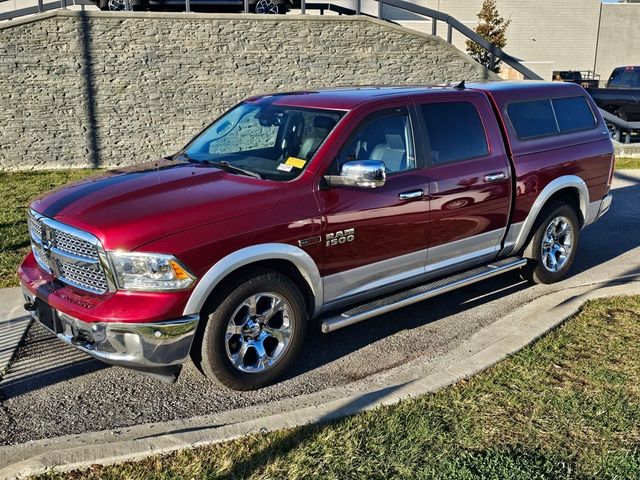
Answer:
0 11 494 169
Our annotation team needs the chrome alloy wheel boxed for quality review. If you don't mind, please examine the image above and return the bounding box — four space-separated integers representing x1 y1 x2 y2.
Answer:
107 0 127 10
224 293 292 373
541 216 573 273
254 0 279 14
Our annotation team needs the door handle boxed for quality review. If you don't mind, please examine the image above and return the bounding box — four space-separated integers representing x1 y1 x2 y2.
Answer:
398 189 424 200
484 172 506 183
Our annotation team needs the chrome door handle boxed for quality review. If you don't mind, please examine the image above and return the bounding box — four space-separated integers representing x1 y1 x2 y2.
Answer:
484 172 506 183
398 189 424 200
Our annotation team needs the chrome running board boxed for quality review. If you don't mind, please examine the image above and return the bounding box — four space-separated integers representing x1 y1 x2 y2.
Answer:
320 257 527 333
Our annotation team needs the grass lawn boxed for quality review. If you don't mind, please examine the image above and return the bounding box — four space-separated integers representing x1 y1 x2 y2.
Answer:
0 170 98 288
615 157 640 170
36 295 640 480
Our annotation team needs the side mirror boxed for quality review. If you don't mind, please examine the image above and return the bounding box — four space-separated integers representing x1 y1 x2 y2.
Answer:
324 160 386 188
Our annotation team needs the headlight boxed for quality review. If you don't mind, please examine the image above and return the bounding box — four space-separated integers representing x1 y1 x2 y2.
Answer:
109 252 196 291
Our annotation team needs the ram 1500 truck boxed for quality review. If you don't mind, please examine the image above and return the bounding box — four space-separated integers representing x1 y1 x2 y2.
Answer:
19 81 615 390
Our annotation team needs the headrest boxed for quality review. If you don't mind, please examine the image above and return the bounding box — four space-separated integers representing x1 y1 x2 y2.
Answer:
314 116 337 130
385 133 405 150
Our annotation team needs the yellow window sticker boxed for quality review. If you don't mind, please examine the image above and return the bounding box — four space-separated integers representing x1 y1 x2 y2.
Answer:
285 157 307 169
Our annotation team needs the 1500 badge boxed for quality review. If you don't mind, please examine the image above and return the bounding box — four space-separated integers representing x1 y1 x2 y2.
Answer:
326 228 355 247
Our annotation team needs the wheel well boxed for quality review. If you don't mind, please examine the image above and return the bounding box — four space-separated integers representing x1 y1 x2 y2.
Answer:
520 187 583 258
202 259 316 319
546 187 584 227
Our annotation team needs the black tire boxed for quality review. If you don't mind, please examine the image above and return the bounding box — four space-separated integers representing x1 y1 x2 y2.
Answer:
193 269 307 390
520 201 580 284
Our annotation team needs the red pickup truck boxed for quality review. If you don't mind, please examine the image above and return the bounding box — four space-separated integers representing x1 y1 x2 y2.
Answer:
19 81 615 390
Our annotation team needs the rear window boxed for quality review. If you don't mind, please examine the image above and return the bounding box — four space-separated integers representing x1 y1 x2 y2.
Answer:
421 102 489 164
607 67 640 88
507 96 595 140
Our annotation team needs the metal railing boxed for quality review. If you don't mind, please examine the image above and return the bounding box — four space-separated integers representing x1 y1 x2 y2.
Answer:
2 0 638 142
0 0 93 21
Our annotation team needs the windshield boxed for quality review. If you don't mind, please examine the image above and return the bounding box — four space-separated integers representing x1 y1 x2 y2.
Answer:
183 102 344 181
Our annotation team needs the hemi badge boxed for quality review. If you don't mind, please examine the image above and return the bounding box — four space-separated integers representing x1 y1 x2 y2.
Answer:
298 236 321 248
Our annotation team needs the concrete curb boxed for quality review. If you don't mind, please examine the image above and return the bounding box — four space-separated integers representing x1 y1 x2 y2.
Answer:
1 278 638 479
0 288 30 381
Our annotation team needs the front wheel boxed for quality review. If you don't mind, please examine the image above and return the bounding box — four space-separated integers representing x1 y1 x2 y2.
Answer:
194 270 307 390
520 202 580 284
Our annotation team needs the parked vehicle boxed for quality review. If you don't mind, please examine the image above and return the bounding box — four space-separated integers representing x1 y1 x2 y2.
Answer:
19 82 615 390
95 0 293 13
587 66 640 140
552 70 599 89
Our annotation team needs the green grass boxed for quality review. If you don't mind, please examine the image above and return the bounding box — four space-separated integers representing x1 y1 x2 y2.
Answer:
0 170 98 288
615 157 640 170
37 295 640 480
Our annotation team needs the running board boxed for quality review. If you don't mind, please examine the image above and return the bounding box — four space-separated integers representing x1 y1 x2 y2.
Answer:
320 257 528 334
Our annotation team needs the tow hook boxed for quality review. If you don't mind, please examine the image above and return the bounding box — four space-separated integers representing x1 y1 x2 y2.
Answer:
24 301 37 312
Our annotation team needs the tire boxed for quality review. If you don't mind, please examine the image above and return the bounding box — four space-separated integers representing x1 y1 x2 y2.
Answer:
193 269 307 390
520 201 580 284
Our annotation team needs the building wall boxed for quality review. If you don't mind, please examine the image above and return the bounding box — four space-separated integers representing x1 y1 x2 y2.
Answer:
389 0 603 81
595 3 640 82
0 11 495 170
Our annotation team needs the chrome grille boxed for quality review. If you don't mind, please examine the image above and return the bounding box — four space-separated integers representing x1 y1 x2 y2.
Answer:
28 210 111 294
53 229 100 260
57 261 109 293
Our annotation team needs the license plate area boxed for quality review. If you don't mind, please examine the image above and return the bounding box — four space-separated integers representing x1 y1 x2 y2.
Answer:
34 298 63 335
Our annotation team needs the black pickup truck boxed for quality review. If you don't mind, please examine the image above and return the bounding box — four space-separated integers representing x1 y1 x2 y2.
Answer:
587 66 640 141
587 66 640 121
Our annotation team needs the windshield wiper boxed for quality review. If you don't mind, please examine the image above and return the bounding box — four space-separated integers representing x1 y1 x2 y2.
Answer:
204 160 262 180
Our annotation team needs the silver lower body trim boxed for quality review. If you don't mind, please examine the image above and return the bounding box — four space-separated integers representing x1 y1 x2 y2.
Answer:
321 256 527 333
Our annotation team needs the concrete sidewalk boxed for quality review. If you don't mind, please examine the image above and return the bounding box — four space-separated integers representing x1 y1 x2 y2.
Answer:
0 288 30 380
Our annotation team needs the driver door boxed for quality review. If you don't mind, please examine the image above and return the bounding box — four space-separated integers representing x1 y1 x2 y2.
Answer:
316 106 432 306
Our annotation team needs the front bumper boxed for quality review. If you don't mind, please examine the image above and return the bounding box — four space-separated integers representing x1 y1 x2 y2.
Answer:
22 288 199 383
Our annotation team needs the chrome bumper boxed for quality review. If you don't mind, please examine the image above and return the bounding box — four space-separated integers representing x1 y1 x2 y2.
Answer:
22 290 199 382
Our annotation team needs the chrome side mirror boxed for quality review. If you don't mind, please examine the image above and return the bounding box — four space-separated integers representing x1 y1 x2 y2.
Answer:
324 160 386 188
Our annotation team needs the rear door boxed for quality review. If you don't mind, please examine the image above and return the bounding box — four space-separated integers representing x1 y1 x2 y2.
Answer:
316 104 431 305
415 92 512 275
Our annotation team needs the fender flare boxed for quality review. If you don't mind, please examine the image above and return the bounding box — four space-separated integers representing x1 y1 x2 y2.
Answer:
510 175 589 254
182 243 323 318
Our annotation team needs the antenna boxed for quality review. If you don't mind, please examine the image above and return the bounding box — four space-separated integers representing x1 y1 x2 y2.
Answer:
454 80 466 90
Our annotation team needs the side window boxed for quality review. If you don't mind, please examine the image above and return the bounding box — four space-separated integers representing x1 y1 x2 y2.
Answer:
507 97 596 140
332 110 416 175
552 97 596 133
421 102 489 165
506 99 557 139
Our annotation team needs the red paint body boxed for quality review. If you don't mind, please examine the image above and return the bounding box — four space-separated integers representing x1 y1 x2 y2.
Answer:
19 82 615 324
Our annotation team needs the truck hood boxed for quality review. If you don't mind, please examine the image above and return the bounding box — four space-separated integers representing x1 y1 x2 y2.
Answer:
30 159 286 251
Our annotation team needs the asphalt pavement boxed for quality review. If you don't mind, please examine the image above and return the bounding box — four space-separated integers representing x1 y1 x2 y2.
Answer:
1 171 639 447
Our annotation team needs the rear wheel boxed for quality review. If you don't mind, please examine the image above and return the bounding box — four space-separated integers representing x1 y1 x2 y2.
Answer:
194 270 307 390
520 202 580 284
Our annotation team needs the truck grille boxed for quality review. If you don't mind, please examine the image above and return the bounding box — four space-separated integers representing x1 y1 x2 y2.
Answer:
27 210 111 294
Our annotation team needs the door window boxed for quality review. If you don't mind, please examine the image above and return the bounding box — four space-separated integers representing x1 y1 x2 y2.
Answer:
331 109 416 175
420 102 489 165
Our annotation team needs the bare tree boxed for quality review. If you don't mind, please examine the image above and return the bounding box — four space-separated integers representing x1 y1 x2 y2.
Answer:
466 0 511 74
